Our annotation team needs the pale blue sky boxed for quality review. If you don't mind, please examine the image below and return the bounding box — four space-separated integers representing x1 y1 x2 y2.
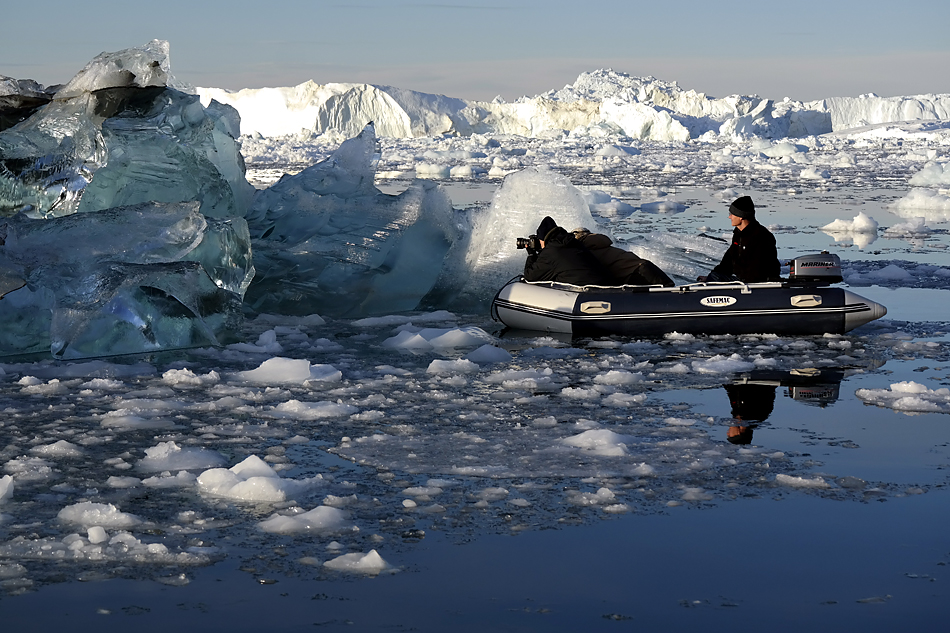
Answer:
3 0 948 101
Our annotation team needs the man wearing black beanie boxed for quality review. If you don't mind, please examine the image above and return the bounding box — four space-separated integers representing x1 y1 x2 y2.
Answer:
701 196 780 283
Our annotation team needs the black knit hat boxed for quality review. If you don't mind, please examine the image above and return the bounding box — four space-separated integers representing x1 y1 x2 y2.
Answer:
729 196 755 219
536 216 558 241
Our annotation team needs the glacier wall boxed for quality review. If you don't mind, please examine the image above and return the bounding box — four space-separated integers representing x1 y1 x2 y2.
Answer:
197 69 950 142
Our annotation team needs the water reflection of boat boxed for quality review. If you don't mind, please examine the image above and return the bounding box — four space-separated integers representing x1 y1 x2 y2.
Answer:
731 367 844 408
492 254 887 336
723 368 845 444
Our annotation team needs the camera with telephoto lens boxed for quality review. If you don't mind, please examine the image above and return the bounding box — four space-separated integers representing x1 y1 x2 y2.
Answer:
516 235 541 254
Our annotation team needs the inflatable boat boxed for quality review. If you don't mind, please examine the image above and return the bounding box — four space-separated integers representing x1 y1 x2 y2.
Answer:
491 254 887 336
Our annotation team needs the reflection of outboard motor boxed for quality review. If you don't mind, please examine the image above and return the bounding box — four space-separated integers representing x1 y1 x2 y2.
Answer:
784 367 841 407
788 252 843 285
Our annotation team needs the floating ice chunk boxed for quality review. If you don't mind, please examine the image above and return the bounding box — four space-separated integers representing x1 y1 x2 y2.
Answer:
845 264 914 286
664 417 695 426
890 188 950 220
57 502 143 529
681 487 714 501
884 217 931 237
197 455 324 503
29 440 84 458
269 399 359 420
427 359 479 374
235 357 341 384
227 329 284 354
142 471 198 488
799 167 830 180
640 200 686 213
567 487 618 506
775 474 830 489
137 441 227 473
855 381 950 413
560 429 633 457
603 393 647 407
258 505 356 535
691 354 755 374
0 475 13 504
426 326 495 348
464 344 512 363
323 549 395 575
821 212 879 234
594 370 643 385
909 161 950 187
162 368 221 387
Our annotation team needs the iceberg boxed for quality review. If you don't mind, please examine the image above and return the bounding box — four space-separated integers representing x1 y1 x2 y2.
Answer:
198 68 950 143
243 122 463 317
0 41 254 358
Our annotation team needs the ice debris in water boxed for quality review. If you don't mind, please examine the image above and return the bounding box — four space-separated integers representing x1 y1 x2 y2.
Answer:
197 455 327 503
323 549 396 575
855 381 950 414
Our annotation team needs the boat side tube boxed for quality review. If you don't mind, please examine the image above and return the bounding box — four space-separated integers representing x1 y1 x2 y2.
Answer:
492 279 888 336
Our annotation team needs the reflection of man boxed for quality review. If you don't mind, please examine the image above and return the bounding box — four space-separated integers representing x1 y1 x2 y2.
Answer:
723 383 776 445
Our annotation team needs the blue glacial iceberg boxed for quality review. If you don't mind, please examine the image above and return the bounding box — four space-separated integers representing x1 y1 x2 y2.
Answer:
244 122 463 317
0 41 254 358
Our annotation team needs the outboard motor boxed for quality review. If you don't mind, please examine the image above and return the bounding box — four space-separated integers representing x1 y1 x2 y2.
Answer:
788 252 843 285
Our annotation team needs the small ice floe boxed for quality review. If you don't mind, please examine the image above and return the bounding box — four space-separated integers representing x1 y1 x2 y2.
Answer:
227 329 284 354
566 487 618 506
890 188 950 220
426 359 479 374
484 368 559 391
258 505 356 535
799 166 830 180
197 455 325 503
57 502 144 529
855 381 950 414
692 354 755 374
29 440 84 459
323 549 396 575
775 474 830 489
234 357 342 384
0 475 14 504
464 344 512 363
560 429 634 457
266 399 359 420
883 216 932 237
593 369 644 385
137 441 227 473
844 263 914 285
383 326 495 351
821 212 879 248
821 212 879 234
162 368 221 387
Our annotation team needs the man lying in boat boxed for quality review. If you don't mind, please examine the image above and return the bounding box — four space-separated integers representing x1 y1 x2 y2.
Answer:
698 196 781 283
572 227 675 287
522 216 614 286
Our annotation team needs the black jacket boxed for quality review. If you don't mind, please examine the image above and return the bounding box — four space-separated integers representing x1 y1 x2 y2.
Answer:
523 227 613 286
711 220 780 283
576 233 675 287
